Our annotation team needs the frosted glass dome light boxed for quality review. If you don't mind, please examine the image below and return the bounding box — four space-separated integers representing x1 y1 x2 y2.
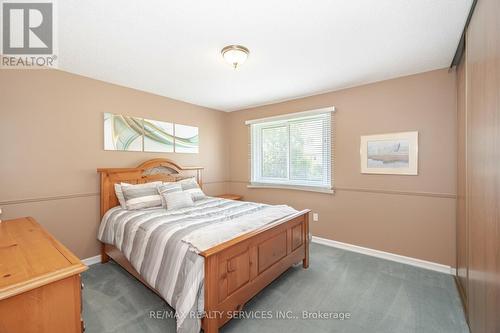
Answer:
221 45 250 69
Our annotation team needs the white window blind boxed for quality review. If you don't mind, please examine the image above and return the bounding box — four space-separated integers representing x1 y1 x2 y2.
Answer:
248 107 334 191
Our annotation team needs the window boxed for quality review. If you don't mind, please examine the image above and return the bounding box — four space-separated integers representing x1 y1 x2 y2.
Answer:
247 107 334 192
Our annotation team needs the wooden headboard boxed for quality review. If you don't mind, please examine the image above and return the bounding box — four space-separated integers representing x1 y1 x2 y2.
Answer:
97 158 203 217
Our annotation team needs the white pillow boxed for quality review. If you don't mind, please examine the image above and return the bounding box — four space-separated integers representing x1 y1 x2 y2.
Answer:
164 192 194 210
118 181 162 210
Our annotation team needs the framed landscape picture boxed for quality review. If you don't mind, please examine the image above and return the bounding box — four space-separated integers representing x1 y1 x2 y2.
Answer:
360 131 418 175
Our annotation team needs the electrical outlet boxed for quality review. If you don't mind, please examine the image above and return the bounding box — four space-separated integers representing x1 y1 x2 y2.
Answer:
313 213 319 222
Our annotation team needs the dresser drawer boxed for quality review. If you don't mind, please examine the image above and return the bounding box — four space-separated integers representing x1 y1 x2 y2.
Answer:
0 275 83 332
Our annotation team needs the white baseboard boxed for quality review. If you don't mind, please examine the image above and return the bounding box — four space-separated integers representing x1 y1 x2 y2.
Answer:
312 236 456 275
82 255 101 266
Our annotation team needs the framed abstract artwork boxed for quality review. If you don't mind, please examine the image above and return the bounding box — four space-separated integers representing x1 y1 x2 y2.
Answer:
103 113 143 151
104 113 199 154
174 124 199 153
143 118 174 153
360 131 418 175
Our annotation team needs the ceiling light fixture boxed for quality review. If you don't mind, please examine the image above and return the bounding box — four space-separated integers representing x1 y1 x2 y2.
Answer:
221 45 250 69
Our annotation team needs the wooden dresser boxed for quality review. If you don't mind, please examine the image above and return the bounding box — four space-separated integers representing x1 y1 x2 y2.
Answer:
0 217 87 333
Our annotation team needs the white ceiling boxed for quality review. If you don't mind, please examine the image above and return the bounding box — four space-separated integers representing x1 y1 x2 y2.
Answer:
58 0 472 112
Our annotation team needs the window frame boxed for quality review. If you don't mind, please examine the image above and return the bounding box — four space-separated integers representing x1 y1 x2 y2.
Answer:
247 107 335 193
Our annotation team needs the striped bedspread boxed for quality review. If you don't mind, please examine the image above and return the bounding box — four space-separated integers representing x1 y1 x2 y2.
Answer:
97 197 297 333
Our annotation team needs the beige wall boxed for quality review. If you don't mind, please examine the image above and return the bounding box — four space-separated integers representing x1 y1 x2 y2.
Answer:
227 69 457 266
0 68 458 266
0 70 229 259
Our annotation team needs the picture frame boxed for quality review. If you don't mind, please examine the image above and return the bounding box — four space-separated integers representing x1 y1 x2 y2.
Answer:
360 131 418 175
103 113 199 154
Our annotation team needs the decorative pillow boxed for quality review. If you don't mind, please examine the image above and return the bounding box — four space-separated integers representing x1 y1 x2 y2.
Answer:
164 191 194 211
121 181 162 210
184 188 206 201
157 182 183 207
177 177 200 191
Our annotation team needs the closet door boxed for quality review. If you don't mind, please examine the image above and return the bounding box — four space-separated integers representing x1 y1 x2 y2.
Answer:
465 0 500 331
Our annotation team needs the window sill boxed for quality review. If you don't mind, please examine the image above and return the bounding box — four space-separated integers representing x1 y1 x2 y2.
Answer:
247 183 335 194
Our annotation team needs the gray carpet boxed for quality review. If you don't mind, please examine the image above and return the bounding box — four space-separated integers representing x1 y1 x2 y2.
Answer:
82 243 469 333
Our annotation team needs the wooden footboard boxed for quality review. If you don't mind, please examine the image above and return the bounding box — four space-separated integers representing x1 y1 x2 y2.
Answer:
201 209 310 333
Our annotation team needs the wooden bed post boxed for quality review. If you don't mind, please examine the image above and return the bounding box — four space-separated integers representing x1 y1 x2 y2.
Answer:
197 169 203 189
100 172 110 263
101 244 110 263
204 254 219 333
303 212 310 269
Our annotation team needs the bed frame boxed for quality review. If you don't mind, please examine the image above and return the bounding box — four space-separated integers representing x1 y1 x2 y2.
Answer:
97 158 310 333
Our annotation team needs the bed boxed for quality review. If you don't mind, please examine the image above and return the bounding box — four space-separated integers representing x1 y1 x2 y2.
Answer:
97 158 310 333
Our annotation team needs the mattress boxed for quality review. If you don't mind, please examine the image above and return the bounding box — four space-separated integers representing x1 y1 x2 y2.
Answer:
97 196 297 333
